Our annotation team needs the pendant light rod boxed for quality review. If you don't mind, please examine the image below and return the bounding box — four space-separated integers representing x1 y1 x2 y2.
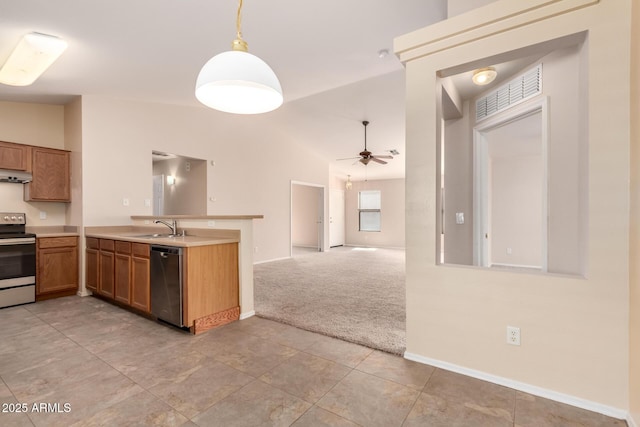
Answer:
363 120 369 151
232 0 248 52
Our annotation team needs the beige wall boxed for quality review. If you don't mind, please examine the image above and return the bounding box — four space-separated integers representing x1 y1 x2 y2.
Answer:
629 0 640 423
0 101 67 226
345 178 405 248
79 95 329 263
397 0 631 414
291 184 321 247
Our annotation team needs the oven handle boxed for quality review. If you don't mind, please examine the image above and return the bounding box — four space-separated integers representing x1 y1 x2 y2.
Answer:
0 238 36 245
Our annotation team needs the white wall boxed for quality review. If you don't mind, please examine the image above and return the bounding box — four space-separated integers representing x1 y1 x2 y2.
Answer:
345 178 405 248
79 95 329 263
0 101 68 226
397 0 631 413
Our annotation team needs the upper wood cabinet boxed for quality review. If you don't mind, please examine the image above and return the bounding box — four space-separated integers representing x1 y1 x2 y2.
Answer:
24 146 71 202
0 141 30 171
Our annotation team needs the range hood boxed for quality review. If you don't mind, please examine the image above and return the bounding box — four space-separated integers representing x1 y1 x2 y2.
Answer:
0 169 32 183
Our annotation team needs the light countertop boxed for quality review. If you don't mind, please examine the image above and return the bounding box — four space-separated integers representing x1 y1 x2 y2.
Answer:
84 226 240 248
27 225 79 238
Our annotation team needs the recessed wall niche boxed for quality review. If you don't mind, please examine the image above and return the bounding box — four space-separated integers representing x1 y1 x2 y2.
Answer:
436 32 588 276
151 151 207 215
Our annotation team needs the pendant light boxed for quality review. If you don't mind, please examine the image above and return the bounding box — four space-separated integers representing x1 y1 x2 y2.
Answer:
195 0 283 114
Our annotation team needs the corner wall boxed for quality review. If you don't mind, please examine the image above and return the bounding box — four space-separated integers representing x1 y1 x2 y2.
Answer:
629 0 640 423
396 0 631 413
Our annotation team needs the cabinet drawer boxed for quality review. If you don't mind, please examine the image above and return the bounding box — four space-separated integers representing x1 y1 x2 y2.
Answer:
86 237 99 250
132 243 149 258
115 241 131 254
38 236 77 249
100 239 115 252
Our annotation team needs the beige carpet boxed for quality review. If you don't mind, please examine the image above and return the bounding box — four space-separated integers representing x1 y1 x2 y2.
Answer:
253 246 405 355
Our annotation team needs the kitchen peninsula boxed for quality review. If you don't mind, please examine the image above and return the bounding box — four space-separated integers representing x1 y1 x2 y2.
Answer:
85 214 262 334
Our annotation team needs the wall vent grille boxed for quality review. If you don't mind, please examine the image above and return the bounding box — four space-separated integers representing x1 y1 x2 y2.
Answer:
476 64 542 122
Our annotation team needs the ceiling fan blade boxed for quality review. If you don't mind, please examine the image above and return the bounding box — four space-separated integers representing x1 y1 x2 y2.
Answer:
336 156 361 161
372 155 393 159
370 157 387 165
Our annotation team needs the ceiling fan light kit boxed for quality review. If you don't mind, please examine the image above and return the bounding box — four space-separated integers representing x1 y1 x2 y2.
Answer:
195 0 283 114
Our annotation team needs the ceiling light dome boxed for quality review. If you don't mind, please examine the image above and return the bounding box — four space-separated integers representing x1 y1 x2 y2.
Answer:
472 67 497 86
195 0 283 114
196 50 282 114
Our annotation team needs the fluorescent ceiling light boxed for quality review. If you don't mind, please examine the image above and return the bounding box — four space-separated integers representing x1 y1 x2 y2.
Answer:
0 32 68 86
195 0 282 114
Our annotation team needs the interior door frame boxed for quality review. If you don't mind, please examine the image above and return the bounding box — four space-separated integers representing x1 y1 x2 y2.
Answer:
290 180 326 257
473 97 549 271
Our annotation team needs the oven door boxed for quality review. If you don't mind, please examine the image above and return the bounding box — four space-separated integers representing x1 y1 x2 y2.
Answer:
0 237 36 289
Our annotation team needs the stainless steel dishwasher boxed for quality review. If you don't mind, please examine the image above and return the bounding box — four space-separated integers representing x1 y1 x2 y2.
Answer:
150 245 184 328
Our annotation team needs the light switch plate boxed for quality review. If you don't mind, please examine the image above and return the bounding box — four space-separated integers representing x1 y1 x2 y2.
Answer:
455 212 464 224
122 198 129 206
144 199 151 207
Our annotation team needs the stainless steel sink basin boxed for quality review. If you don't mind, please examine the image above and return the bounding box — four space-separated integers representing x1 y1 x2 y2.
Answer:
132 233 177 239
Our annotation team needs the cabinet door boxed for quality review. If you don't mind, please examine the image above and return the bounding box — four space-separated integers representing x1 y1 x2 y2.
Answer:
114 253 131 304
37 246 78 294
86 248 99 292
131 255 150 313
0 141 29 171
25 147 70 202
99 250 115 298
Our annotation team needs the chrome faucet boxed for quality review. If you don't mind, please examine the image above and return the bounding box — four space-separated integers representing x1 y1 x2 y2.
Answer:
154 219 177 235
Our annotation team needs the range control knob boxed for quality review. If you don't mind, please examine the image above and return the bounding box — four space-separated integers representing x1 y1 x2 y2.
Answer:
17 216 24 221
10 216 17 221
3 216 9 221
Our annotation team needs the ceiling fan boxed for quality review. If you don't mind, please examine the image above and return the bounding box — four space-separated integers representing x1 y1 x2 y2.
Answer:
337 120 393 165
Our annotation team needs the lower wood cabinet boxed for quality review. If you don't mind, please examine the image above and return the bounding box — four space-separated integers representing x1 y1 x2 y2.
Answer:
36 236 79 300
86 237 150 313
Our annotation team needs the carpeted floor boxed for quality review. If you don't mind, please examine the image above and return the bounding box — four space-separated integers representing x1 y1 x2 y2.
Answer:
253 246 406 355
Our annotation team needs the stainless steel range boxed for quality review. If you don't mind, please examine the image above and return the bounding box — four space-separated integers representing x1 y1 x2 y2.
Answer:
0 213 36 309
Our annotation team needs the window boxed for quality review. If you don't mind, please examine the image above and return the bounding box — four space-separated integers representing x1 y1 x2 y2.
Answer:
359 190 381 232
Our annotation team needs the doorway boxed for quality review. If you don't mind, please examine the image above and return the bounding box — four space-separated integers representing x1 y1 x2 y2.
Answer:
474 99 548 270
290 181 325 257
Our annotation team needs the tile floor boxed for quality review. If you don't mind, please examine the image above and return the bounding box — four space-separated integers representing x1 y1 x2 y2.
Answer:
0 296 627 426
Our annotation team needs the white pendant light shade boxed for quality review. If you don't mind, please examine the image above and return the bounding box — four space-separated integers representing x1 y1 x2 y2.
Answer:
0 32 68 86
195 50 282 114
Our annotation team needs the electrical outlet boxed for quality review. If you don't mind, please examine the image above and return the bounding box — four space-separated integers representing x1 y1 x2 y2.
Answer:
122 198 129 206
144 199 151 207
39 211 47 220
507 326 521 346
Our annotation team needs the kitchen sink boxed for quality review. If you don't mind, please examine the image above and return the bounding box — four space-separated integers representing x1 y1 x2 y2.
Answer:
132 233 178 239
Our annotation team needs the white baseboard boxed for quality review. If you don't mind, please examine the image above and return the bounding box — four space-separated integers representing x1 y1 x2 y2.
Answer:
239 310 255 320
628 413 639 427
253 256 291 265
404 352 628 421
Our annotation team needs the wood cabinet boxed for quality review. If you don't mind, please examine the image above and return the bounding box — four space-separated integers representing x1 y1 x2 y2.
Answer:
0 141 30 171
184 243 239 333
24 146 70 202
114 241 132 304
98 239 115 298
36 236 78 300
85 238 99 292
86 237 150 314
131 243 150 312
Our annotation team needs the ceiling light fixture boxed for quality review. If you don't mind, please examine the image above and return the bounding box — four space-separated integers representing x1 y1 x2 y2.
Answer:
0 32 68 86
472 67 497 86
346 175 353 190
195 0 283 114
